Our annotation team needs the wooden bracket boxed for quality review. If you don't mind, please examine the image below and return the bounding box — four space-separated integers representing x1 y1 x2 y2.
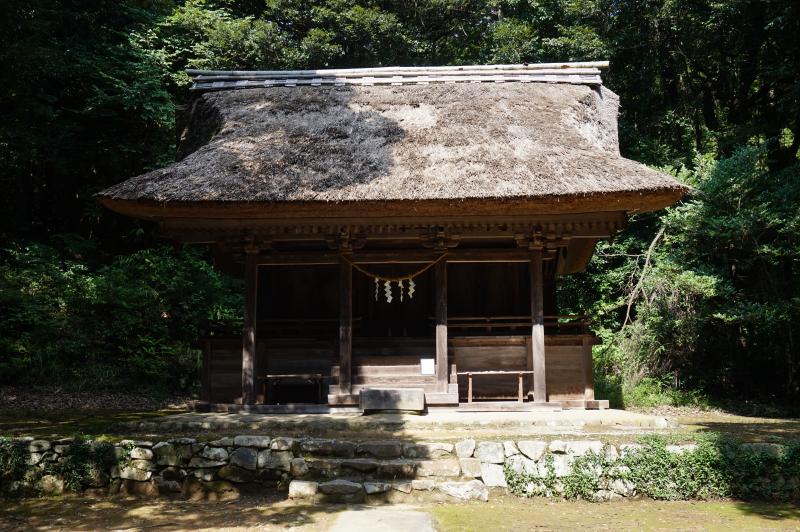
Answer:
231 234 271 261
421 228 460 252
515 227 570 255
326 229 366 253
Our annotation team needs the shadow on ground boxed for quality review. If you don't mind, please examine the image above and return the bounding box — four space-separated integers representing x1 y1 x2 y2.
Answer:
0 494 346 531
4 494 800 532
732 500 800 521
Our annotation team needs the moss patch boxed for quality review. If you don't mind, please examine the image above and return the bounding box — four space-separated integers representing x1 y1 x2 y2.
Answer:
430 495 800 531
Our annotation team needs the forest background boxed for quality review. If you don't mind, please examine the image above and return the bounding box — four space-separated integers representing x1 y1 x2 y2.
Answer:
1 0 798 407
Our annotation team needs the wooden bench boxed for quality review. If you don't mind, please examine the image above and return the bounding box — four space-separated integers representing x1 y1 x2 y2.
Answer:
456 370 534 403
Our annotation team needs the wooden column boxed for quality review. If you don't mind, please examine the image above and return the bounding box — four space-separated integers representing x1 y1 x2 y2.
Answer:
339 256 353 396
583 335 595 400
530 250 547 403
241 251 258 405
201 340 211 402
435 258 448 393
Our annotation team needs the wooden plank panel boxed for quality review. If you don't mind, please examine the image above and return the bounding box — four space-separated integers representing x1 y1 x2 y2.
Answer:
351 355 433 366
545 338 584 401
241 252 258 405
338 258 353 394
435 259 448 392
451 337 528 400
450 336 528 347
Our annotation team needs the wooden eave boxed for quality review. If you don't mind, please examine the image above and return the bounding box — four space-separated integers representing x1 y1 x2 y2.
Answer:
97 188 685 223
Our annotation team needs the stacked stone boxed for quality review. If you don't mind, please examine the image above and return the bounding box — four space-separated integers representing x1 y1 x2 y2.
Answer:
1 436 781 503
110 435 286 500
290 440 488 502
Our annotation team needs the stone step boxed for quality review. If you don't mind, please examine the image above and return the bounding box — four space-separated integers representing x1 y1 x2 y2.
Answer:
303 457 463 480
457 401 563 412
561 399 610 410
289 478 489 503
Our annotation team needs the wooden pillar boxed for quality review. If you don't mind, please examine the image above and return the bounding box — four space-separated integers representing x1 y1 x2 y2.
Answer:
435 259 448 393
339 257 353 396
530 250 547 403
525 336 534 399
241 251 258 405
201 340 211 402
583 335 595 400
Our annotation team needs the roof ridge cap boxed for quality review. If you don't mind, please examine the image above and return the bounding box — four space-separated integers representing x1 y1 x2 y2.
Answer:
188 62 609 92
187 61 608 79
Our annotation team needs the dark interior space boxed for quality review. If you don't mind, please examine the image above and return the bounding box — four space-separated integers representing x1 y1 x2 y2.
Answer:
353 264 434 338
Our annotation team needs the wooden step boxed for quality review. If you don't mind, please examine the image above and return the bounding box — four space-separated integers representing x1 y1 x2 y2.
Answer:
353 375 437 386
332 365 429 377
327 392 360 406
330 383 443 395
327 388 460 407
425 392 459 405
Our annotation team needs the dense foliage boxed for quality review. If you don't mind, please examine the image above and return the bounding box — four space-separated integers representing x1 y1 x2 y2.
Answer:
1 1 798 400
46 439 117 492
0 436 117 494
0 238 241 393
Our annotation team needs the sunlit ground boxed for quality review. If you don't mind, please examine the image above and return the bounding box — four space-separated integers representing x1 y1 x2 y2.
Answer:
2 406 798 446
432 494 800 531
1 493 799 531
672 410 800 444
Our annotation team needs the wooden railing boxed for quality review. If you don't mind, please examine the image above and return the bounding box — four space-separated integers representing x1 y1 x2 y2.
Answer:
256 317 363 336
457 370 533 403
255 315 589 336
442 315 589 334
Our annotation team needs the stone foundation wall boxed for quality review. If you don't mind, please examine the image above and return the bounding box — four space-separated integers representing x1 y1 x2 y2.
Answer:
0 436 790 502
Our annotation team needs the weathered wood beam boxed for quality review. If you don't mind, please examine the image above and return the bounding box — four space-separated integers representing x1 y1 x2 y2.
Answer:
338 257 353 396
253 248 560 265
583 335 595 401
531 250 547 403
435 259 448 393
241 251 258 405
161 211 627 243
525 336 534 400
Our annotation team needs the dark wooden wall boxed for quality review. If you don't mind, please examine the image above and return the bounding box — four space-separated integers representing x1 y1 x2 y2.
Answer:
203 334 592 404
449 335 589 401
448 263 558 328
353 265 433 337
254 263 557 339
258 265 339 321
203 339 242 404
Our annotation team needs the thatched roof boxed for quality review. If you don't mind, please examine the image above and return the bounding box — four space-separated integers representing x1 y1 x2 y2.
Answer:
98 63 686 218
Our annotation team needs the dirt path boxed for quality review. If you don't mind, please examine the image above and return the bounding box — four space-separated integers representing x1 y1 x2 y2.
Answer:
2 495 799 531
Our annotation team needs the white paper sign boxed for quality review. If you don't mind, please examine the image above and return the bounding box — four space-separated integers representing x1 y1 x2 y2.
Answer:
420 358 435 375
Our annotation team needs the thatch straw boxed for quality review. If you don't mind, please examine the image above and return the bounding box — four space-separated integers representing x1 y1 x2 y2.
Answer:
98 81 686 210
